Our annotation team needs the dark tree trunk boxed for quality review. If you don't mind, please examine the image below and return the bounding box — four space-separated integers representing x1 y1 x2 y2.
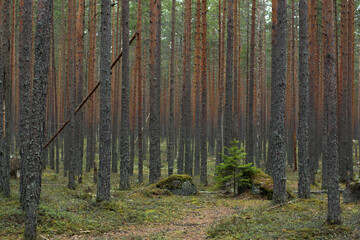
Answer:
119 0 130 189
136 0 143 182
1 0 11 198
268 0 287 204
308 0 318 185
67 0 76 190
97 0 112 201
149 0 162 183
216 0 225 167
200 0 208 185
24 0 52 238
322 0 341 225
167 0 176 176
298 0 311 199
246 0 256 164
224 0 234 154
194 0 201 176
76 0 85 180
178 0 192 176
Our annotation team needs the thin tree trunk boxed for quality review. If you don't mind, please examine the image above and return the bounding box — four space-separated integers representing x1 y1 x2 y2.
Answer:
224 0 234 154
167 0 176 177
200 0 208 185
120 0 131 189
246 0 256 164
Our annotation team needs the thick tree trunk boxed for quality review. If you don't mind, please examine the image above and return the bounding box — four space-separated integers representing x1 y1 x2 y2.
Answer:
119 0 130 189
322 0 341 225
24 0 52 238
97 0 112 201
178 0 192 176
268 0 287 204
149 0 162 183
298 0 311 199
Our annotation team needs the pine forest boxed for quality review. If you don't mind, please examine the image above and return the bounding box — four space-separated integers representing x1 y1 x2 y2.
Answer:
0 0 360 239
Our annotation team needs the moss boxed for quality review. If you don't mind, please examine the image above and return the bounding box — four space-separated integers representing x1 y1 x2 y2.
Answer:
155 174 194 190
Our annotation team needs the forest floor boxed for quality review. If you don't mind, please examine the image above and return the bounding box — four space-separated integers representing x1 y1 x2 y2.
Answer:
1 155 360 239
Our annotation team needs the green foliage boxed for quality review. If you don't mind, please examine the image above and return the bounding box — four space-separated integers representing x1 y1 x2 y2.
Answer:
215 140 259 195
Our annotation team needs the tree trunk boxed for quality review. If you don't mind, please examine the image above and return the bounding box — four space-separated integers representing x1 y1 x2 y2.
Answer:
268 0 287 204
167 0 176 177
119 0 130 189
97 0 112 201
149 0 162 183
200 0 208 185
322 0 341 225
24 0 52 238
224 0 234 154
178 0 192 176
298 0 311 199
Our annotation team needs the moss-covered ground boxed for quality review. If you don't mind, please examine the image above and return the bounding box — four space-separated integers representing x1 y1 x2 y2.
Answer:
1 152 359 239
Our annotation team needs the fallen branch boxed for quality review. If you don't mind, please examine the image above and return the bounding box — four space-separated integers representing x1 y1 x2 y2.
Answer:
43 32 138 150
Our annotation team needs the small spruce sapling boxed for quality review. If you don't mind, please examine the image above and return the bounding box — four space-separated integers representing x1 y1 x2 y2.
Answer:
215 140 259 196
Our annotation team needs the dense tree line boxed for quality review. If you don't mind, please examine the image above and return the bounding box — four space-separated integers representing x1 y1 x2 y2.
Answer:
0 0 359 238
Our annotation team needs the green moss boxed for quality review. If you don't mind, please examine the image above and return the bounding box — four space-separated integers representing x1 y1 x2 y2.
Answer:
155 174 193 190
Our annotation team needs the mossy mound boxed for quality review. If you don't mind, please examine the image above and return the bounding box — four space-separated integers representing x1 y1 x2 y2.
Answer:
343 180 360 203
147 174 198 196
238 171 294 200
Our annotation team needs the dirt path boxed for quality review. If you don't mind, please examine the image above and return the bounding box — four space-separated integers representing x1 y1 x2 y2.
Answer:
66 205 236 240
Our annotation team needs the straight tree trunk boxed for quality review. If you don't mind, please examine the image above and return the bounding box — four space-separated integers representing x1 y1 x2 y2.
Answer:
322 0 341 225
246 0 256 164
268 0 287 204
167 0 176 177
76 0 85 180
0 0 11 198
224 0 234 154
67 0 77 190
97 0 112 201
194 0 201 176
86 0 97 173
149 0 162 183
338 0 349 183
308 0 319 185
200 0 208 185
136 0 143 182
119 0 131 189
215 0 225 167
298 0 311 199
24 0 52 238
111 0 120 174
178 0 192 176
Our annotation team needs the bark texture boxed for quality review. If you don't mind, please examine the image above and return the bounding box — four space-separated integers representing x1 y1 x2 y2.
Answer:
97 0 112 201
223 0 234 154
268 0 287 204
323 0 341 225
149 0 162 183
298 0 310 199
24 0 52 238
167 0 176 176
